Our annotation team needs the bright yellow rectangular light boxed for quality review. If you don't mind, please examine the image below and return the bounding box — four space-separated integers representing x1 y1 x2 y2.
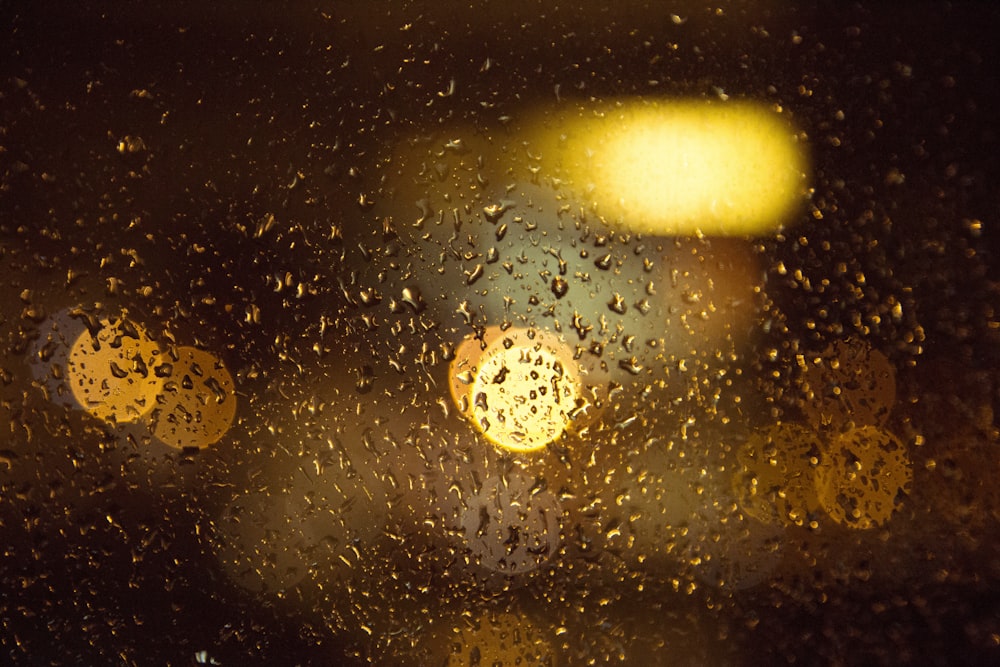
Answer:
534 100 809 236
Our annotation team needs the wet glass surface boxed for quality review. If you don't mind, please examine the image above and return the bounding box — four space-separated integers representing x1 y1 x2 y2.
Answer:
1 1 999 665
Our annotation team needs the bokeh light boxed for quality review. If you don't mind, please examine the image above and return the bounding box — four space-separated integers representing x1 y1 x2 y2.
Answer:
66 312 164 423
149 346 237 450
815 425 912 530
450 326 585 453
531 100 808 236
1 2 996 664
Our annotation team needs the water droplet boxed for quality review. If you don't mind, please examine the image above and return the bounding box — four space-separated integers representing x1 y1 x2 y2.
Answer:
571 311 592 340
117 135 147 154
204 376 228 404
618 357 643 375
483 201 513 223
551 276 569 298
355 365 375 394
465 264 484 286
608 293 627 314
401 286 426 313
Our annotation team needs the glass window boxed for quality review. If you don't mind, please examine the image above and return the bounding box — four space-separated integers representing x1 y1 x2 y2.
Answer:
2 1 998 664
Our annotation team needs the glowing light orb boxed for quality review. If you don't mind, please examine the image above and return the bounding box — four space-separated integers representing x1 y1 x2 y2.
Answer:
537 100 807 236
450 327 584 453
149 346 237 449
815 425 912 530
66 313 164 423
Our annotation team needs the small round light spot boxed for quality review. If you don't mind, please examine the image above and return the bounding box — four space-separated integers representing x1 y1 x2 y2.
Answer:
451 327 585 453
815 425 912 530
150 346 237 450
66 313 164 423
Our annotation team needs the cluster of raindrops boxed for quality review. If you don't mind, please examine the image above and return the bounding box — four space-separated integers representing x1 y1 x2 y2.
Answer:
733 337 910 531
28 306 237 451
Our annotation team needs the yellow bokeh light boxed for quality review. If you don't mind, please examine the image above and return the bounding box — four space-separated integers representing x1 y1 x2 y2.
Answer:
451 327 583 453
535 100 807 236
66 314 164 423
732 423 823 528
815 425 912 530
149 346 237 450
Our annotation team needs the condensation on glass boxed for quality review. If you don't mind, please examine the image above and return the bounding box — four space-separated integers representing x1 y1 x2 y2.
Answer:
1 1 998 665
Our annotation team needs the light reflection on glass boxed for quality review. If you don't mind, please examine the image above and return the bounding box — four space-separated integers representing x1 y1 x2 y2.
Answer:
150 346 237 450
66 311 164 423
527 100 808 236
816 424 912 530
450 326 584 453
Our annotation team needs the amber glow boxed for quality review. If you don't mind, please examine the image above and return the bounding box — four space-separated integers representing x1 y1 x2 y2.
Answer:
536 100 807 236
449 327 583 453
815 425 912 530
32 308 239 451
66 314 164 423
150 346 237 449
